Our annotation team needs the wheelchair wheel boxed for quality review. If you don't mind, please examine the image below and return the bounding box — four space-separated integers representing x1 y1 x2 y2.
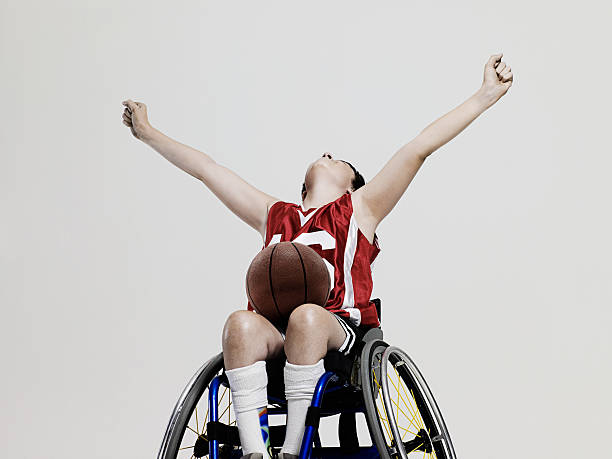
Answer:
360 340 456 459
158 352 237 459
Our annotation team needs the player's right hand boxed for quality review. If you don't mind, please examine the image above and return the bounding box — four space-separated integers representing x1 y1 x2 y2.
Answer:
122 99 152 141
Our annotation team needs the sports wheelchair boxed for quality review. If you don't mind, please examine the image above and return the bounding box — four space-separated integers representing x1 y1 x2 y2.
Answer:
158 299 456 459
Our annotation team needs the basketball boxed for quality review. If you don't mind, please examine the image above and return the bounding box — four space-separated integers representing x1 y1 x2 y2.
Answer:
245 241 331 328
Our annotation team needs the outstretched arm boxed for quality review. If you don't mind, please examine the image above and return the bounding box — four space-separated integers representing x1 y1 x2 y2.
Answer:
121 100 280 240
353 53 513 227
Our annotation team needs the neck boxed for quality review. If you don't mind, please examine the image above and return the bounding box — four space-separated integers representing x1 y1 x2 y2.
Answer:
302 186 349 210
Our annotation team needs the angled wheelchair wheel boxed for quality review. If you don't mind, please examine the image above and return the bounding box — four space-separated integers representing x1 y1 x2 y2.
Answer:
158 352 237 459
360 340 456 459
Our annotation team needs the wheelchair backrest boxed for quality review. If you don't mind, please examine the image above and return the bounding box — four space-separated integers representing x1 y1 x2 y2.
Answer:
372 298 381 323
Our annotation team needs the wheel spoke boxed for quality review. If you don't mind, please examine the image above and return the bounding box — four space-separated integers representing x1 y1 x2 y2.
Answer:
376 401 394 442
195 406 199 432
373 368 394 443
389 396 421 435
401 378 424 430
201 400 210 435
219 387 228 404
219 400 232 420
392 366 421 425
386 371 422 433
407 441 424 455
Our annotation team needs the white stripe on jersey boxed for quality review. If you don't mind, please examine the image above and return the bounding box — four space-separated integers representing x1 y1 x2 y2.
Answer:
342 214 361 326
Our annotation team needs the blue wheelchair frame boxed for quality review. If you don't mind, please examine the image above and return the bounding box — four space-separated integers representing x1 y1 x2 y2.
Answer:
208 368 379 459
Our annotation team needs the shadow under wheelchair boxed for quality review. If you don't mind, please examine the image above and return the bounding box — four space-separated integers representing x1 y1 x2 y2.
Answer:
158 299 456 459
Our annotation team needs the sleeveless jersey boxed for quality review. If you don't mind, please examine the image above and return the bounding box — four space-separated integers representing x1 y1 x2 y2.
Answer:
246 192 381 328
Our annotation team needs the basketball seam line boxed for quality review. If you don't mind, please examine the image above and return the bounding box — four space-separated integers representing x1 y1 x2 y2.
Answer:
290 242 308 305
268 244 284 322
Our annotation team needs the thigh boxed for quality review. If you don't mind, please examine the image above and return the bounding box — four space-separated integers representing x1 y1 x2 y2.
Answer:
285 303 348 352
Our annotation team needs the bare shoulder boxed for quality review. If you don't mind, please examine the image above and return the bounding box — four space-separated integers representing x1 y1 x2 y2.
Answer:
350 190 379 245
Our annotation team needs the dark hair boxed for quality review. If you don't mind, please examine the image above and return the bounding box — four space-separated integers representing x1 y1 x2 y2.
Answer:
301 160 365 200
342 160 366 191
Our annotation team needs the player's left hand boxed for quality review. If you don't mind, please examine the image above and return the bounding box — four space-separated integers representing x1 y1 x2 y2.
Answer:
480 53 513 105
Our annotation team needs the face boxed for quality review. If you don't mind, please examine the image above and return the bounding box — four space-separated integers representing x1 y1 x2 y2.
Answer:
305 152 355 190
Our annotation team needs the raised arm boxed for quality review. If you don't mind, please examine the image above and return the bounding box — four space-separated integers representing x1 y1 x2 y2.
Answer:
121 99 280 241
353 53 513 228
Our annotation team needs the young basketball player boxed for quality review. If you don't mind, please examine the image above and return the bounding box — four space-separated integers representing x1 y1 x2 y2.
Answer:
122 54 512 458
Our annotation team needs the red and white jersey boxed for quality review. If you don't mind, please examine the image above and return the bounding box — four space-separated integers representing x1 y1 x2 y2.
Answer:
246 192 381 328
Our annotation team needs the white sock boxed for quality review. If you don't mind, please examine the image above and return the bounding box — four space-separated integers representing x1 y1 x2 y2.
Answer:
281 359 326 455
225 361 272 458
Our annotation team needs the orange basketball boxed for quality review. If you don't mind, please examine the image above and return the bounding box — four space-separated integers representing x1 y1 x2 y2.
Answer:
245 241 331 329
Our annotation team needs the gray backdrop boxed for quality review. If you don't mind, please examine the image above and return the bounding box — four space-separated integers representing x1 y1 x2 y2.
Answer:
1 1 610 458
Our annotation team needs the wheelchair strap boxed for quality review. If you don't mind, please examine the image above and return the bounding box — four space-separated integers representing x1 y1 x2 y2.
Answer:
206 421 241 446
338 411 360 453
304 406 321 429
206 421 287 448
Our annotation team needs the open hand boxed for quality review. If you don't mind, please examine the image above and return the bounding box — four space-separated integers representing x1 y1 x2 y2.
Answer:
480 53 513 105
122 99 152 141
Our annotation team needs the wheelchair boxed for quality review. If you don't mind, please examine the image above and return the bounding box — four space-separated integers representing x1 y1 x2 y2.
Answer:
158 299 456 459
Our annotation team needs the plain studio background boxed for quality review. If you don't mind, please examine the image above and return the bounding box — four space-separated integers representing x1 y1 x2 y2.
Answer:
1 1 610 458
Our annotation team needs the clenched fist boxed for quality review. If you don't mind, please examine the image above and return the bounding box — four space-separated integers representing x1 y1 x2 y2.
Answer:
480 53 513 106
122 99 152 141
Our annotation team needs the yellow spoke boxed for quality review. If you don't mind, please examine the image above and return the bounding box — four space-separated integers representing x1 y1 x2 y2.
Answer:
219 401 232 420
388 368 419 422
219 387 228 404
402 424 414 441
401 382 424 430
195 406 199 433
375 397 393 441
179 445 195 450
392 366 420 421
389 396 421 434
375 362 421 441
395 372 424 431
201 402 210 435
186 425 199 436
407 442 424 454
376 406 393 440
422 449 426 459
396 424 418 436
373 368 382 389
377 412 415 436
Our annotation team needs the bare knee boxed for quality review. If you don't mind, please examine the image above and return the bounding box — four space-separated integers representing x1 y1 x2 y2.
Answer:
222 310 260 347
284 304 333 364
222 310 284 368
286 303 326 336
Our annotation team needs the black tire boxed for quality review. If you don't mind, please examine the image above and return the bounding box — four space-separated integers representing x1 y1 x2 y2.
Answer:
360 340 456 459
157 352 226 459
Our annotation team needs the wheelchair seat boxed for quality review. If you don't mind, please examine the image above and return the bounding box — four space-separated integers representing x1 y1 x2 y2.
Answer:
157 297 457 459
